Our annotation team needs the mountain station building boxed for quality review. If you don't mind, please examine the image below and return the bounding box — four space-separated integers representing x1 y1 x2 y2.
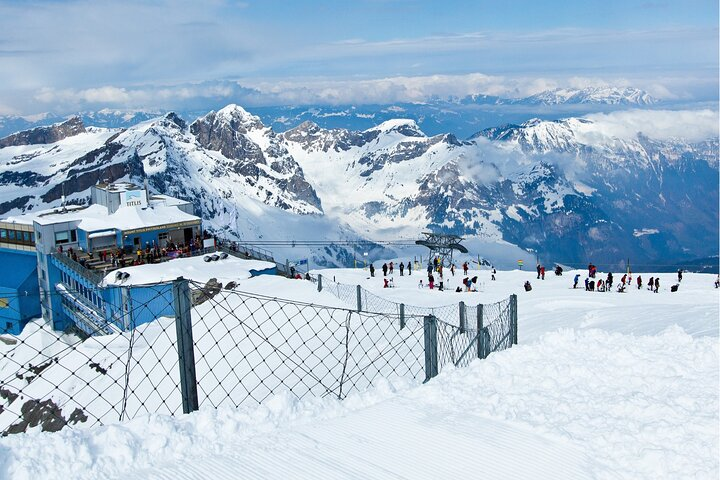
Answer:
0 182 203 335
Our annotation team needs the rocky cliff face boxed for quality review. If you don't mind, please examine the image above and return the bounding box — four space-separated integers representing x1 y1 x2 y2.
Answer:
0 116 86 148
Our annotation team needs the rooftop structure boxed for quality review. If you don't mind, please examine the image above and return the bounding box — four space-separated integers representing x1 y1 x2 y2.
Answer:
0 182 206 335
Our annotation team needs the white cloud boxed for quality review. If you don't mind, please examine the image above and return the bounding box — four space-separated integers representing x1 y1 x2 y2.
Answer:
580 109 719 143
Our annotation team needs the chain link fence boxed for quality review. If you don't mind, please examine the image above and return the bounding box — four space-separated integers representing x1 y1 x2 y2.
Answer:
0 277 517 436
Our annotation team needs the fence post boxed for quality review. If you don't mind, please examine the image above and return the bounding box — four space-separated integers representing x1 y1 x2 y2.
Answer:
285 259 290 278
173 277 199 414
400 303 405 329
317 274 323 292
356 285 362 312
476 304 484 359
510 294 518 345
423 315 438 382
459 301 466 333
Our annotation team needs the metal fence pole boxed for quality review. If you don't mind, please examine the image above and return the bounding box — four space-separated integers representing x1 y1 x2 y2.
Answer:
172 277 199 414
400 303 405 329
459 301 466 333
476 304 484 359
356 284 362 312
510 294 518 345
317 274 323 292
423 315 438 382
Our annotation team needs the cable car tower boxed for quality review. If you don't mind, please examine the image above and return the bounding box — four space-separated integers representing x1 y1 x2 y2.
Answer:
415 232 468 267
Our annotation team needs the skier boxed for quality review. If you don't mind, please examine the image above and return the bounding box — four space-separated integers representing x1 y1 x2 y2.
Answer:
389 262 394 274
621 273 627 285
573 273 580 289
407 261 412 276
428 273 435 290
654 277 660 293
382 263 388 276
399 262 404 276
606 272 613 290
637 275 642 290
369 264 375 277
647 276 654 291
555 265 563 276
540 265 545 280
491 268 496 281
383 278 389 288
463 262 468 275
537 264 541 279
677 268 683 282
597 279 605 292
584 277 590 291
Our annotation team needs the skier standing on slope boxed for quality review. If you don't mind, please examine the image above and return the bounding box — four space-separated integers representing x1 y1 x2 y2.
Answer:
370 264 375 277
382 263 388 276
399 262 404 276
573 273 580 288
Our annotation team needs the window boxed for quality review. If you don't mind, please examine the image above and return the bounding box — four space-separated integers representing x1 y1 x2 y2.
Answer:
71 230 77 242
5 322 12 330
23 231 30 242
0 229 6 240
8 230 15 241
36 230 42 241
55 231 69 244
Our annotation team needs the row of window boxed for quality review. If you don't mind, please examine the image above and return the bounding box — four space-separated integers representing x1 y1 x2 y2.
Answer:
60 270 103 310
0 228 35 245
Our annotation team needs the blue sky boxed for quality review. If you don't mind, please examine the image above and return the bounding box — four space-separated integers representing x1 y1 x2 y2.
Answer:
0 0 717 114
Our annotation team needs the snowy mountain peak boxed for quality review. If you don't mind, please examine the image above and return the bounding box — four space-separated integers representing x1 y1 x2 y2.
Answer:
366 119 425 137
0 115 86 148
520 86 657 106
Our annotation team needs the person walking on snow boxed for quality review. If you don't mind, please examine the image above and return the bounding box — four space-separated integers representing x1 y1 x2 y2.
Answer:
491 268 496 281
407 261 412 276
573 273 580 289
677 268 683 282
540 265 545 280
637 275 642 289
382 263 388 276
389 262 394 274
654 277 660 293
399 262 404 276
370 264 375 277
537 264 542 279
606 272 613 290
647 276 654 290
463 262 468 275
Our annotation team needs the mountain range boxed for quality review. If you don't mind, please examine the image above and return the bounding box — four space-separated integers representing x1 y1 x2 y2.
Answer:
0 86 661 140
0 103 716 270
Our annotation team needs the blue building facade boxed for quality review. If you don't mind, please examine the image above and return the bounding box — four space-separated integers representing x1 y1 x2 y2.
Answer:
0 182 203 336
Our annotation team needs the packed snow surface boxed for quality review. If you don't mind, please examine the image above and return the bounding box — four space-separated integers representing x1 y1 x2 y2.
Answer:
102 254 275 286
0 267 717 480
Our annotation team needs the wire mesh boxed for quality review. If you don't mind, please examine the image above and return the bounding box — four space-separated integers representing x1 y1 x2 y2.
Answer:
0 276 516 436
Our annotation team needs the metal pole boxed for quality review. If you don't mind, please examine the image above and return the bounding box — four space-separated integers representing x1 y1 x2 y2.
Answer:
510 294 518 345
172 277 199 414
317 273 323 292
476 304 484 359
356 284 362 312
459 301 466 333
400 303 405 330
423 315 438 382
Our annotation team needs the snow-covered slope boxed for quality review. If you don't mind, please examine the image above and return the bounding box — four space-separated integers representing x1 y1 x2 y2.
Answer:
0 267 717 479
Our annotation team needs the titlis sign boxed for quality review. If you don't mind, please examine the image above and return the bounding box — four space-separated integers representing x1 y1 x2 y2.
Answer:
121 190 147 208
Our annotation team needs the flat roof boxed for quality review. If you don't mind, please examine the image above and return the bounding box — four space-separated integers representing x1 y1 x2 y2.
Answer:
3 203 200 232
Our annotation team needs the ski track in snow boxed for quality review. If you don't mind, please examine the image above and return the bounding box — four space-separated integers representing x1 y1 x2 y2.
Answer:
0 269 717 479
